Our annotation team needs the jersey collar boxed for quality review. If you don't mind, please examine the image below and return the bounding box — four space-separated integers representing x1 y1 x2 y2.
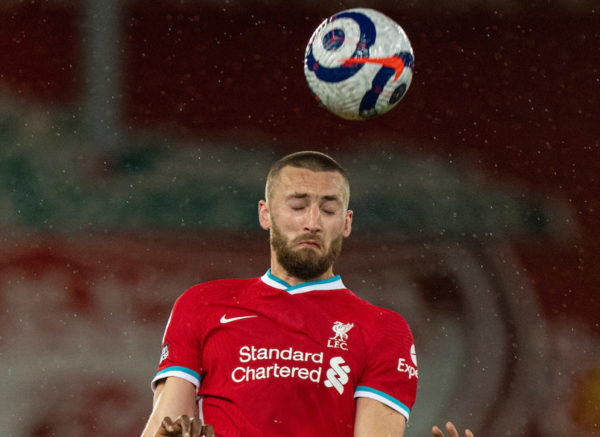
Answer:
261 269 345 295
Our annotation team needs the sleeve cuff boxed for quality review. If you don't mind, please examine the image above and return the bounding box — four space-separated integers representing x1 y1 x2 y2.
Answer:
354 385 411 420
151 366 201 392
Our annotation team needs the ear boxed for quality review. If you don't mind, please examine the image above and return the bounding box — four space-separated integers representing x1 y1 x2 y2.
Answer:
343 209 353 238
258 200 271 230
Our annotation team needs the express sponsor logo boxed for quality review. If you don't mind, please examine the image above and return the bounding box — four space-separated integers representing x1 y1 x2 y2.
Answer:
397 344 418 379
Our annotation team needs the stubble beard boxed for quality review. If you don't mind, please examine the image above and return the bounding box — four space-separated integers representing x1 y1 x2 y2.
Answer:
270 221 344 282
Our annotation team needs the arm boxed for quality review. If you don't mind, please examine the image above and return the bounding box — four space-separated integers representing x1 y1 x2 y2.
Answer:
354 399 474 437
141 377 198 437
354 397 407 437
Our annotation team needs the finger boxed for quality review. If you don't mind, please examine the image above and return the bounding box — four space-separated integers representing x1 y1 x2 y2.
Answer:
432 425 444 437
161 416 181 434
202 425 215 437
189 417 205 437
177 415 192 437
445 422 460 437
465 430 474 437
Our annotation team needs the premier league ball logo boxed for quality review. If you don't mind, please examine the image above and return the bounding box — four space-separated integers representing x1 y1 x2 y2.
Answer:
303 8 414 120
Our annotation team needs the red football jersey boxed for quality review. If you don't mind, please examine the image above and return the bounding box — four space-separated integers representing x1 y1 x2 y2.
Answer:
152 270 418 436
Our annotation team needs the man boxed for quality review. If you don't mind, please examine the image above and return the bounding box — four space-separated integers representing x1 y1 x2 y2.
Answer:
142 151 473 437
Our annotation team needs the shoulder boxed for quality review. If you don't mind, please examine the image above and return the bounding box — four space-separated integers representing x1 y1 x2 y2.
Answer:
177 277 260 305
342 288 413 337
343 288 410 322
186 277 258 293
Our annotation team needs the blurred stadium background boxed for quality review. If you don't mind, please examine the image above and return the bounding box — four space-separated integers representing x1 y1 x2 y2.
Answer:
0 0 598 435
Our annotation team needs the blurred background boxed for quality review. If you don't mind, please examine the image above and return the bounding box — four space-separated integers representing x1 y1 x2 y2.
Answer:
0 0 598 435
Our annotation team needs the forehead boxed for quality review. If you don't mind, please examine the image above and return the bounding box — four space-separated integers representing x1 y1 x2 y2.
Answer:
272 166 347 200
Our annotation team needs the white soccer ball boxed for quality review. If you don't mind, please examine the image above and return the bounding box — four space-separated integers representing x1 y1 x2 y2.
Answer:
303 8 414 121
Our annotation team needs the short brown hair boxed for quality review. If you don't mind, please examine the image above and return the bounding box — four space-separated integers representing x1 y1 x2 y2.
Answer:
265 151 350 206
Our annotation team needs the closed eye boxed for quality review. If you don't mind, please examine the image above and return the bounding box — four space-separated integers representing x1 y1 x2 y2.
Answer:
321 200 339 215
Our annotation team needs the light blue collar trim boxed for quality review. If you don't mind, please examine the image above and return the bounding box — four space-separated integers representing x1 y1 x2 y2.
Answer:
261 269 345 295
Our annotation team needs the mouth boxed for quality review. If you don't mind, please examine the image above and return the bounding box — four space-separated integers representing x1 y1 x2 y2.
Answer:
297 240 321 250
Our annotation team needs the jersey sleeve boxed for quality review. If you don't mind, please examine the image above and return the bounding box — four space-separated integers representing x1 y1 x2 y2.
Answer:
151 287 204 392
355 310 418 421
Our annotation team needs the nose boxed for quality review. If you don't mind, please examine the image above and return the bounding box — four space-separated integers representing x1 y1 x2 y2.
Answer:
303 203 322 233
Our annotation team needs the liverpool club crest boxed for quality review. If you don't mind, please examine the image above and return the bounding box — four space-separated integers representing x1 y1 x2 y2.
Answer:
327 321 354 350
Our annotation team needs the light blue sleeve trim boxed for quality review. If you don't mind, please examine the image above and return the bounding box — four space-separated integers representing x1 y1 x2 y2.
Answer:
151 366 201 392
354 385 411 419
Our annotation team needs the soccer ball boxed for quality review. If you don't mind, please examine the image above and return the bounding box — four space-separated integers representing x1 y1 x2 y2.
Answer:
303 8 414 121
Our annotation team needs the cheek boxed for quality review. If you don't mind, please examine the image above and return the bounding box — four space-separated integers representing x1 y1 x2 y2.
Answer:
324 216 347 235
273 210 302 230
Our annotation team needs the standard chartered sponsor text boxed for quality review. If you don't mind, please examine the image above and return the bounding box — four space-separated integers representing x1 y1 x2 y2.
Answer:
232 345 323 383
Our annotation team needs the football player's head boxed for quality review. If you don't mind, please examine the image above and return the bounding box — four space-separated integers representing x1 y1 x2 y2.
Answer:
259 151 353 281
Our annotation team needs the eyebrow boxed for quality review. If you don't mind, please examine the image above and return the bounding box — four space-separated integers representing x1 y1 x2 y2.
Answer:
286 193 341 203
321 195 341 203
287 193 309 200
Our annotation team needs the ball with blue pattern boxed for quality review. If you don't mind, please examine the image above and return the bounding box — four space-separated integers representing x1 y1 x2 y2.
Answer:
304 8 414 120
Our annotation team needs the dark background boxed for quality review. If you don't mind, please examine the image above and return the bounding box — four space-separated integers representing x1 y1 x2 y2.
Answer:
0 0 598 435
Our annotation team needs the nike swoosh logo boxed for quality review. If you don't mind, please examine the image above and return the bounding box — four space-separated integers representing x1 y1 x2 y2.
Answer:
341 56 406 81
220 314 257 324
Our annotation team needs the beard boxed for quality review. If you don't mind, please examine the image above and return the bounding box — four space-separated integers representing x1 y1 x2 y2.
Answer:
270 221 344 282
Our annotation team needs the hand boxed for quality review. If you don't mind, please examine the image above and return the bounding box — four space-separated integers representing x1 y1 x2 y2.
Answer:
155 415 215 437
432 421 474 437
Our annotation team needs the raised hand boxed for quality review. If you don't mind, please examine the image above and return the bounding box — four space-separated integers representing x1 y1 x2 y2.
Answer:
432 421 474 437
155 415 214 437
